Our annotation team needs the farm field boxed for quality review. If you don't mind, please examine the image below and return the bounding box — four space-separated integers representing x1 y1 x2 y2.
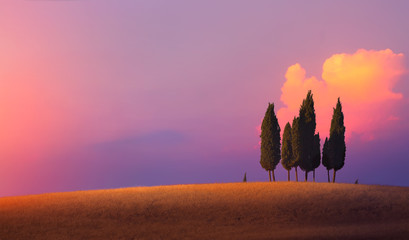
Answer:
1 182 408 240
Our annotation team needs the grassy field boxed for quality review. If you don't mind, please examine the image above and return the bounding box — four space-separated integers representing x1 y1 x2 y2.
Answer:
1 182 408 240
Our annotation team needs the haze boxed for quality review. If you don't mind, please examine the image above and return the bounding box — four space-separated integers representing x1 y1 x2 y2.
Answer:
1 0 408 197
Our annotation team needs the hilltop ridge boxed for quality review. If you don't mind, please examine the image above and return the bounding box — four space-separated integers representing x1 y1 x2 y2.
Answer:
1 182 408 239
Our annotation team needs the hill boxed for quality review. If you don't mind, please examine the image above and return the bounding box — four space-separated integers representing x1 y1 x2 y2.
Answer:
1 182 408 239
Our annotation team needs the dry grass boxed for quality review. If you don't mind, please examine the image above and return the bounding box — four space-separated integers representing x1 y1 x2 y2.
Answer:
1 182 408 239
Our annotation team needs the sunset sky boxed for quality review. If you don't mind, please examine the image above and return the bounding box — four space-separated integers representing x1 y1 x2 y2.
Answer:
1 1 409 197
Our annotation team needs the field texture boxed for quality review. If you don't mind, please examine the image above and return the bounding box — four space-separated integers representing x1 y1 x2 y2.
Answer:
1 182 408 239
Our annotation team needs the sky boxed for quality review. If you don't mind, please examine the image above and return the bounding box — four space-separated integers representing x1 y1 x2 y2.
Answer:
1 0 409 197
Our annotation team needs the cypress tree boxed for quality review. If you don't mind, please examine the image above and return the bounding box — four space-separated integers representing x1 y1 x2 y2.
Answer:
312 133 321 182
322 137 331 182
328 98 346 183
298 90 316 181
291 117 300 182
260 103 281 182
243 172 247 183
281 122 294 181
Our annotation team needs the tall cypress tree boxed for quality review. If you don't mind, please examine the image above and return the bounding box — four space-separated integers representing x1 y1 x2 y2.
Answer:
291 117 300 182
298 90 316 181
328 98 346 183
312 133 321 182
281 122 293 181
260 103 281 182
322 137 331 182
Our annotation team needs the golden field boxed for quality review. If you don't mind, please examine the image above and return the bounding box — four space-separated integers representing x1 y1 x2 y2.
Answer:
1 182 408 239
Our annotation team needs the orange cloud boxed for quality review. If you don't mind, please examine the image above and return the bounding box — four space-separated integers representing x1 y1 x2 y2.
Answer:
277 49 407 141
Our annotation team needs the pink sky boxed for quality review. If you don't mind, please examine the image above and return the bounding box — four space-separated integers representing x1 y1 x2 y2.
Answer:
1 1 409 197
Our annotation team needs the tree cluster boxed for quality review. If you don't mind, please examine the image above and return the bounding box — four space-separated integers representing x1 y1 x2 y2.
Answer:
260 91 346 182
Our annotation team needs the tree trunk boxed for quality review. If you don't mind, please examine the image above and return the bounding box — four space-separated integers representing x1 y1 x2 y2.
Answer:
332 170 336 183
327 169 330 183
268 170 272 182
305 171 308 182
272 170 276 182
295 167 298 182
287 170 290 181
313 170 316 182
